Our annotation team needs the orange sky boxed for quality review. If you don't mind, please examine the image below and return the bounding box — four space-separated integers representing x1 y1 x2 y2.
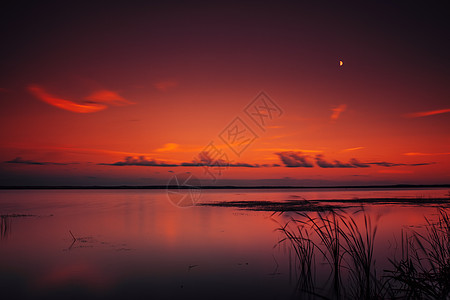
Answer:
0 2 449 186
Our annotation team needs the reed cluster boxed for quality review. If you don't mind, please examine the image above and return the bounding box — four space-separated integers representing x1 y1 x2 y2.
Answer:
275 207 450 299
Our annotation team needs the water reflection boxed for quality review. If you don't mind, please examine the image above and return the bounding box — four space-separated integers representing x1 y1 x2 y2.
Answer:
0 189 449 299
274 207 450 299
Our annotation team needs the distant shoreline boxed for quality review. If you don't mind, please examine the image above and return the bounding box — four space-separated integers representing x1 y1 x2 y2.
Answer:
0 184 449 190
200 197 450 211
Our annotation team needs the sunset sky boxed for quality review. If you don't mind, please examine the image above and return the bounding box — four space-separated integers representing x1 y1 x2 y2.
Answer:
0 1 449 186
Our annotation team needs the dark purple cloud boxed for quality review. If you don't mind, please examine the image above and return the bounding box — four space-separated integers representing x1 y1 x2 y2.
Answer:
275 152 314 168
100 154 274 168
367 161 435 167
99 155 435 169
315 155 371 168
349 158 371 168
5 157 74 166
276 153 433 169
99 156 178 167
315 155 358 168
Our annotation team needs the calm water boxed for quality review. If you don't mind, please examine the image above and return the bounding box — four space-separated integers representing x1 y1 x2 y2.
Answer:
0 188 448 299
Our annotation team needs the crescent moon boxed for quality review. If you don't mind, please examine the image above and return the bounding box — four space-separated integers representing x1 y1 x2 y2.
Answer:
339 60 343 66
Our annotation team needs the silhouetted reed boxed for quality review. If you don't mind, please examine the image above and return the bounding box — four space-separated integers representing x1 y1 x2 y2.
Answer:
385 208 450 299
275 218 316 296
275 209 378 299
1 215 11 240
275 207 450 299
300 210 345 298
0 214 36 240
338 209 382 299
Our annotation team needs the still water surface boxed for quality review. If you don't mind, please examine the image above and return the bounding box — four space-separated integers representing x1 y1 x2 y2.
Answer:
0 188 448 299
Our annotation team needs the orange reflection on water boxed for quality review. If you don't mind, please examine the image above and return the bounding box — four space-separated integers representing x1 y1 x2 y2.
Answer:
0 189 447 299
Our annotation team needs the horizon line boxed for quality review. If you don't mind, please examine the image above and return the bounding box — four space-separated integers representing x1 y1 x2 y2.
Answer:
0 184 449 190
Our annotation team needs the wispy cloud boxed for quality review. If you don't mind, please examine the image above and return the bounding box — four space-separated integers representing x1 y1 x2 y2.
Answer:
28 85 106 113
342 146 365 152
349 158 371 168
255 148 323 153
28 84 133 113
405 108 450 118
314 154 336 168
1 144 157 158
189 151 277 168
180 162 266 168
367 161 435 167
51 147 152 157
155 143 179 152
154 80 178 91
5 157 75 165
99 156 178 167
315 155 370 168
378 170 413 174
331 104 347 120
85 90 134 106
275 152 434 169
275 152 314 167
403 152 450 156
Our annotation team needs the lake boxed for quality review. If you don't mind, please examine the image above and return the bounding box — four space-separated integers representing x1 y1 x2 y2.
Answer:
0 188 449 299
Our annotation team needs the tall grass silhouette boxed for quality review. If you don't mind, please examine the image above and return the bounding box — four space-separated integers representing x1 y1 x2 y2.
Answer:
1 215 11 240
385 208 450 299
276 217 316 296
275 207 450 299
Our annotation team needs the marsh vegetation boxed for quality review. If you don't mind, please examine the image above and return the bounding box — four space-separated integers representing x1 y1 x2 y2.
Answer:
274 208 450 299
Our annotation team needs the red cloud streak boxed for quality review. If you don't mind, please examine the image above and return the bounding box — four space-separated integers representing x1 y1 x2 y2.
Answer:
28 85 107 113
405 108 450 118
28 85 133 113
